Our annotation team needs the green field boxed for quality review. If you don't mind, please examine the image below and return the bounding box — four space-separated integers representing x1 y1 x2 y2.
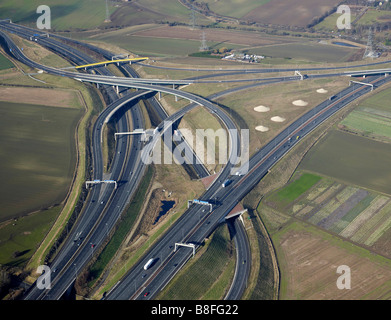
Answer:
299 130 391 195
340 87 391 141
264 170 391 257
0 206 61 266
92 36 202 57
0 101 83 222
341 111 391 140
0 0 117 30
90 33 243 57
0 52 14 70
267 173 322 210
203 0 272 19
314 12 359 31
137 0 198 21
356 9 391 25
246 42 358 63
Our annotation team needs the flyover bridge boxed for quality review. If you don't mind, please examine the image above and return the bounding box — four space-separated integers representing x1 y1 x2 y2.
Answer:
75 57 149 70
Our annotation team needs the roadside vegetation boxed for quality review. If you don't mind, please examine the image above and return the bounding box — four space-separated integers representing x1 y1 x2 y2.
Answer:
157 223 235 300
2 0 391 300
87 166 154 288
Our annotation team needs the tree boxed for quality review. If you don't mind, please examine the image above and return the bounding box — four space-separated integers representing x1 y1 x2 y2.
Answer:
0 267 11 297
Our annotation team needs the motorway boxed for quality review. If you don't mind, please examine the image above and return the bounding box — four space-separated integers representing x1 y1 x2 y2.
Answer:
105 74 391 300
2 21 391 300
225 218 251 300
3 34 150 299
0 22 242 300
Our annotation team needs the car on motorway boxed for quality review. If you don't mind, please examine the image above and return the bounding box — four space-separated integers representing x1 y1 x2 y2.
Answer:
222 179 231 188
144 292 149 297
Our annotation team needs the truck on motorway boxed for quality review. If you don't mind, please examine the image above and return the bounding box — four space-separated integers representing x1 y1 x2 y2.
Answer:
144 258 154 270
222 179 231 188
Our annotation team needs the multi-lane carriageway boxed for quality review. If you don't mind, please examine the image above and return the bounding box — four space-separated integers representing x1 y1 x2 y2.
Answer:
1 21 391 300
0 22 242 300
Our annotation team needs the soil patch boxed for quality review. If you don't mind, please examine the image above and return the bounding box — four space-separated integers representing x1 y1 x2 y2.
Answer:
0 87 81 108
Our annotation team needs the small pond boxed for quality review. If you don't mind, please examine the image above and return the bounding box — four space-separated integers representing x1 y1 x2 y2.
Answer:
153 200 175 225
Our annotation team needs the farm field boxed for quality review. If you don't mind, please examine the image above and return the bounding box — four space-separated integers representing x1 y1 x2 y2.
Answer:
90 24 359 62
203 0 272 19
356 8 391 26
273 222 391 300
266 172 322 210
242 0 341 27
339 87 391 142
0 52 14 70
89 34 243 57
0 206 61 266
264 170 391 258
0 0 117 30
131 25 295 47
299 130 391 195
246 42 359 63
88 24 268 57
0 100 83 222
137 0 209 23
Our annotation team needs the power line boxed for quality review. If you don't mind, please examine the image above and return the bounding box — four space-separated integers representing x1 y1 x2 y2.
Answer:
104 0 111 23
199 31 208 51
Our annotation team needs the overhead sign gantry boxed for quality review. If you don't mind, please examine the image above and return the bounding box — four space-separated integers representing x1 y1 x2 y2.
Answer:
187 199 213 212
85 179 117 189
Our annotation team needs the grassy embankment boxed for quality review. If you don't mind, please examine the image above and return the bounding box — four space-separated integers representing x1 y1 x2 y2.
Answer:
157 223 235 300
87 166 154 287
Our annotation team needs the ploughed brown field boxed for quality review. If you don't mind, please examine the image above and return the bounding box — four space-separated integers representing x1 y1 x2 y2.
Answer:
277 225 391 299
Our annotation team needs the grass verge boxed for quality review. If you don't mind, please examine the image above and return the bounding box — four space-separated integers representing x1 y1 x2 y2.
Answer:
87 165 154 287
156 223 234 300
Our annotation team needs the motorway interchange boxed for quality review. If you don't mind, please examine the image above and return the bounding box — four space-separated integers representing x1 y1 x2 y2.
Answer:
1 21 391 300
